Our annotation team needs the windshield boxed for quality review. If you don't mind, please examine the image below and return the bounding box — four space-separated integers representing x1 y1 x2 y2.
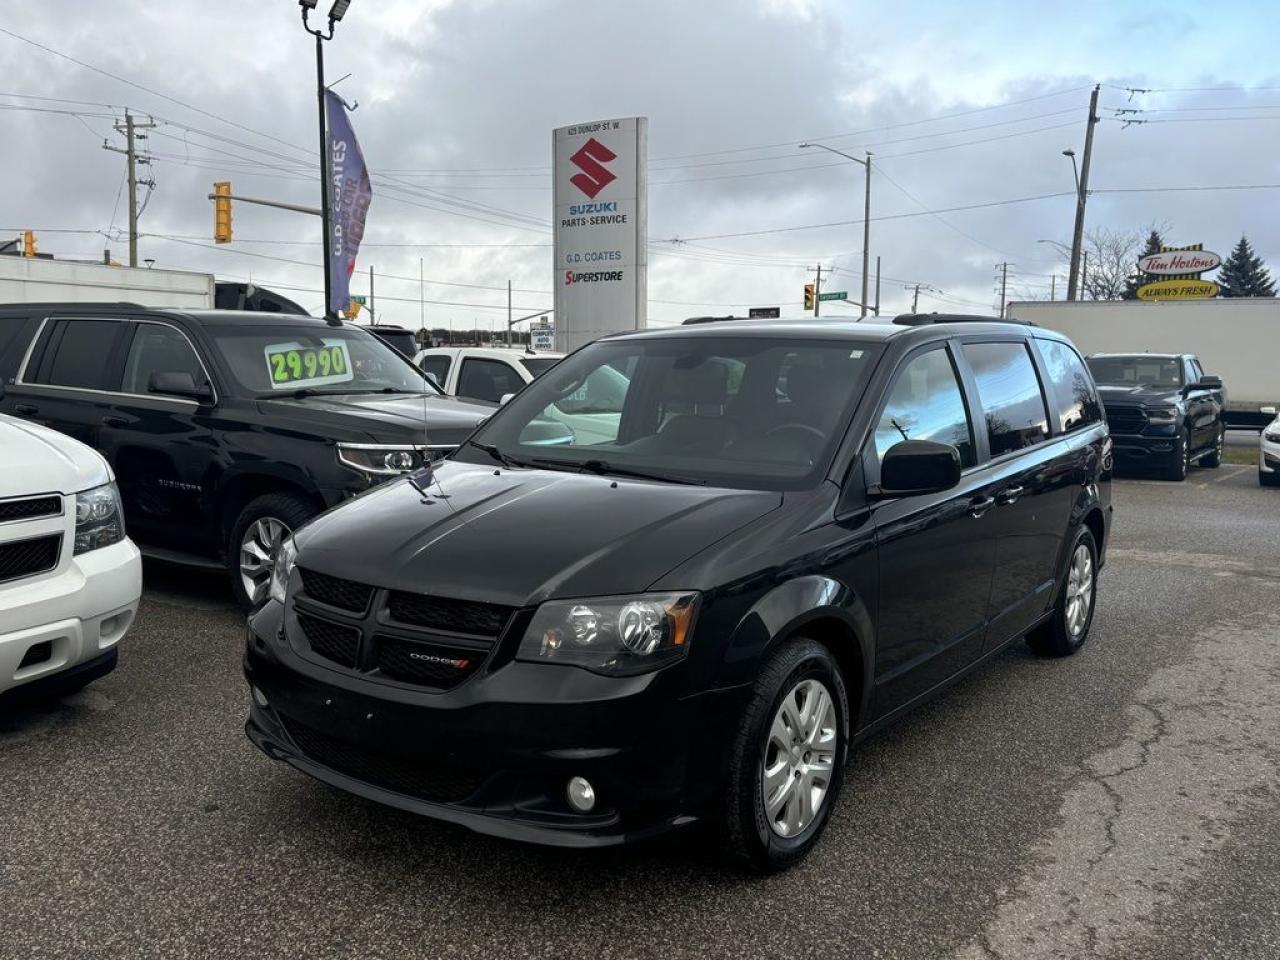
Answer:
204 323 440 397
519 356 563 377
457 335 881 490
1086 355 1183 389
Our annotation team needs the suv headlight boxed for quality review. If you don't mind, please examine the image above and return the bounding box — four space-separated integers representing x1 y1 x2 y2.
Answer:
516 593 699 676
1146 408 1178 422
337 444 426 476
268 535 297 606
74 482 125 555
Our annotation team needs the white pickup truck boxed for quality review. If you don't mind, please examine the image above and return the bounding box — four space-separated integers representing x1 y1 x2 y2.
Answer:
412 346 565 403
0 413 141 700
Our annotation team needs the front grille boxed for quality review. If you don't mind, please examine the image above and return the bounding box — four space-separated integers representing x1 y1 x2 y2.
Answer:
0 495 61 523
0 534 61 583
299 568 373 614
297 612 360 669
387 591 514 636
1105 407 1146 435
376 635 484 689
282 718 487 803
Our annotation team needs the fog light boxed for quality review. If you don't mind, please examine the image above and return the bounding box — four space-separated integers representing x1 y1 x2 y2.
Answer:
566 776 595 813
252 686 269 708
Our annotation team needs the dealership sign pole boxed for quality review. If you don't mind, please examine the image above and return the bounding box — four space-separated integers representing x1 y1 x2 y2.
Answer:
553 118 648 351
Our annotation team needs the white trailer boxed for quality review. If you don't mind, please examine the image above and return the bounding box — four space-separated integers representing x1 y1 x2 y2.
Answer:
1007 299 1278 428
0 256 215 309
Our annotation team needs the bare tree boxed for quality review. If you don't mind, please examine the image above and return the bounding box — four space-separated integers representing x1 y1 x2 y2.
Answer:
1041 223 1171 301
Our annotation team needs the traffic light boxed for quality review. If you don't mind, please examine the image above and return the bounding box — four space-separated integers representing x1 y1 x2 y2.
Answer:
22 230 36 257
347 299 362 319
213 181 233 244
804 282 815 311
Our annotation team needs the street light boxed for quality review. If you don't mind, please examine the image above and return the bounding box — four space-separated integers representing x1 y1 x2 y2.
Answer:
299 0 356 319
799 142 872 318
1061 148 1080 195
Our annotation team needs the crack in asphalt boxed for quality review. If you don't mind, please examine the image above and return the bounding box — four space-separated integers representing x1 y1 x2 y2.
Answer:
954 613 1280 960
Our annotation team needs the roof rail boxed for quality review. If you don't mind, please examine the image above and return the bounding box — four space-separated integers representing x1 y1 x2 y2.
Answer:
892 312 1037 327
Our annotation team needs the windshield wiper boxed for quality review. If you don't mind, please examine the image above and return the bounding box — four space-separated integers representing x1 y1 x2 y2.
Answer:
531 457 707 486
465 439 530 470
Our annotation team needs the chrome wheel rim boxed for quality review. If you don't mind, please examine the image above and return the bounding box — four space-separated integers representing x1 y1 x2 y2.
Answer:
1064 542 1095 638
239 517 289 606
762 677 838 838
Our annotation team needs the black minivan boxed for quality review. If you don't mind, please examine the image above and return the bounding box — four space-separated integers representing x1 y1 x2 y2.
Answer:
245 317 1113 869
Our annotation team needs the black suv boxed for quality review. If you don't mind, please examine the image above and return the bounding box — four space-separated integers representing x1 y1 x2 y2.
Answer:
1085 353 1225 481
245 317 1112 869
0 305 494 609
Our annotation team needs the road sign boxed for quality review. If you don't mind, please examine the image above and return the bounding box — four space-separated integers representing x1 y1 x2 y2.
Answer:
818 290 848 302
530 321 555 352
749 307 781 319
351 295 367 305
1136 279 1219 301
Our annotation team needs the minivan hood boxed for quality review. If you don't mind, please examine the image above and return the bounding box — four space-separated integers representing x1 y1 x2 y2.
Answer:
257 392 492 444
1095 383 1180 406
0 413 111 498
295 460 782 606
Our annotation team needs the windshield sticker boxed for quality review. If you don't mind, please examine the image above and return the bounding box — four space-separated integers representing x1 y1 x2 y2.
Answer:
263 340 354 389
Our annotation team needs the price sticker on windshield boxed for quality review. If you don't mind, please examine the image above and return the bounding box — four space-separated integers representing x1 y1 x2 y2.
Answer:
263 340 354 389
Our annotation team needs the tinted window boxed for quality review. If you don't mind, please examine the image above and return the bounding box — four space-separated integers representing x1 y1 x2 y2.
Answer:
30 319 122 390
372 330 418 358
963 341 1050 456
874 347 975 467
1086 355 1183 388
122 324 208 395
458 358 523 403
419 354 451 387
0 317 29 368
519 356 562 377
1037 339 1102 433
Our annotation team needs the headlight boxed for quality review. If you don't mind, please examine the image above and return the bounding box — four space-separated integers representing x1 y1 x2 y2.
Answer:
1146 408 1178 422
74 482 125 555
268 535 297 606
516 593 699 676
1265 430 1280 444
337 443 426 476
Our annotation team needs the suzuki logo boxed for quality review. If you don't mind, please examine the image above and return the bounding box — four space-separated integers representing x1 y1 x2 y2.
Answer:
568 138 617 199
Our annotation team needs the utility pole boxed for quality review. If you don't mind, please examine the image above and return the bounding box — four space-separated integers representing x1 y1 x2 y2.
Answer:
103 110 155 268
997 262 1010 318
419 258 425 335
369 264 375 320
814 263 823 318
861 153 872 318
1050 274 1057 301
1067 85 1100 301
874 256 881 318
911 283 920 313
507 280 512 348
1081 251 1090 300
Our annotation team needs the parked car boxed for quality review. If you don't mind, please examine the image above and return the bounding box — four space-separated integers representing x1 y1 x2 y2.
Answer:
1084 352 1224 481
0 412 141 701
412 346 564 402
0 305 494 610
245 317 1112 870
1260 405 1280 487
363 324 419 360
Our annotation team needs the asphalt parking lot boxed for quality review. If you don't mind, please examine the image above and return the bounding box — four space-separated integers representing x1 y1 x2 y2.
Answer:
3 464 1278 960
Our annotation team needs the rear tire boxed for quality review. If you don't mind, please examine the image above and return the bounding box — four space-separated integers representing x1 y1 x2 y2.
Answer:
1200 424 1224 468
1162 428 1190 481
1027 526 1098 657
227 493 315 611
721 639 849 872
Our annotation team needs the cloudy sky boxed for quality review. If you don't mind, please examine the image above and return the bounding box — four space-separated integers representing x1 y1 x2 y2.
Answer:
3 0 1278 330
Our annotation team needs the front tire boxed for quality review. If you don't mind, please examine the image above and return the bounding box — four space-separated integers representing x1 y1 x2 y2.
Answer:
1200 424 1224 468
228 493 315 611
1162 427 1190 481
1027 526 1098 657
721 639 849 872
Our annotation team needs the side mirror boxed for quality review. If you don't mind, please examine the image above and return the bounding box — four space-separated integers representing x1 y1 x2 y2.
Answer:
1198 375 1223 390
424 372 442 390
148 371 213 403
1262 405 1277 416
499 393 515 406
876 440 962 497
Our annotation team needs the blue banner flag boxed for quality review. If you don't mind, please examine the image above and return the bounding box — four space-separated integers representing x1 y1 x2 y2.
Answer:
326 91 372 316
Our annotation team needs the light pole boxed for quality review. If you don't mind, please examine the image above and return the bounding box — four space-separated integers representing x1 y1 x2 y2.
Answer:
800 142 872 318
299 0 354 319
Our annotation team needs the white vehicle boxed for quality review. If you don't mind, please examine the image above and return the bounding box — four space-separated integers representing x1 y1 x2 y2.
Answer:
0 255 215 309
0 413 141 699
412 346 565 403
1261 405 1280 488
1007 299 1280 429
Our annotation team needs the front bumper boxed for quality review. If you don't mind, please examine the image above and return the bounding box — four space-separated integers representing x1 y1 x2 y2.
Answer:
0 538 141 697
1107 431 1179 465
1261 439 1280 475
243 600 739 847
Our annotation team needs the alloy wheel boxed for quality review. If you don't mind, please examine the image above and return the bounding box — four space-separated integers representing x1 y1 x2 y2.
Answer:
1064 542 1095 638
240 517 289 607
761 678 838 838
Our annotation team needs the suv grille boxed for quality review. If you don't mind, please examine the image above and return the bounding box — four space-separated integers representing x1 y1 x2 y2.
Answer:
0 534 61 583
387 591 514 636
1105 407 1147 435
297 612 360 668
282 719 487 803
299 568 373 614
375 635 483 689
0 495 61 523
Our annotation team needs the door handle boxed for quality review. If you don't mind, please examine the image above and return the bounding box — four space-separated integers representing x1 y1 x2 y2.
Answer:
14 403 38 415
996 485 1024 505
969 495 996 518
102 416 129 428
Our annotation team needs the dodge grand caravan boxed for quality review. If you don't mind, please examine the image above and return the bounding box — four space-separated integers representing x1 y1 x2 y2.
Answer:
245 317 1113 870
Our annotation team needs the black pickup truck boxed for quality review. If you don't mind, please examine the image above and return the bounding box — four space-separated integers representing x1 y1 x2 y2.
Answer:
1085 353 1225 481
